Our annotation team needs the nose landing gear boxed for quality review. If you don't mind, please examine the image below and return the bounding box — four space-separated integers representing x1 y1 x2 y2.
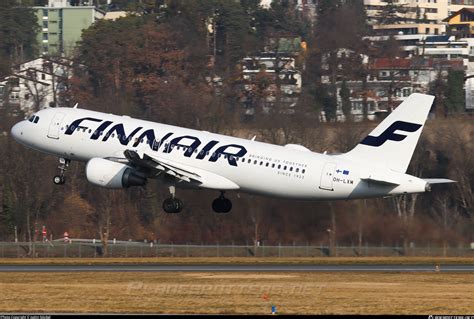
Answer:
212 192 232 213
53 158 70 185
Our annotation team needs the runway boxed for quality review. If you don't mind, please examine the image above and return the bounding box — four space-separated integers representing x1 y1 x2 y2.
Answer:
0 264 473 272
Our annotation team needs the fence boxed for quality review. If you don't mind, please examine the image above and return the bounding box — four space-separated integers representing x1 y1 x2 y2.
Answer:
0 241 473 258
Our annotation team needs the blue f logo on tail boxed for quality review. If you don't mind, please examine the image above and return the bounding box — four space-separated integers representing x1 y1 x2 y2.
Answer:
360 121 422 147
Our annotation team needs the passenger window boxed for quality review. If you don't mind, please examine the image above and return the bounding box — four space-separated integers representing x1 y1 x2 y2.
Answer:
254 160 257 165
242 158 245 162
248 159 251 163
290 167 293 172
284 166 287 170
272 163 275 168
260 161 263 165
302 169 306 174
296 168 299 173
278 165 281 169
266 163 269 167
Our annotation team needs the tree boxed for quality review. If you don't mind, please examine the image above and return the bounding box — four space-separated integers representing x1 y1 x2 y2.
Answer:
340 79 351 121
431 192 462 256
429 69 447 118
374 0 407 25
445 70 465 114
0 0 39 76
307 0 369 122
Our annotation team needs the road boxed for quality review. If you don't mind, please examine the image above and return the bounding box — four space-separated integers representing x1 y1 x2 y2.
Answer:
0 264 473 272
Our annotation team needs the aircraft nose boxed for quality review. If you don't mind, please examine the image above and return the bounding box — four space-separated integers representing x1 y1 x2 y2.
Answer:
10 121 26 142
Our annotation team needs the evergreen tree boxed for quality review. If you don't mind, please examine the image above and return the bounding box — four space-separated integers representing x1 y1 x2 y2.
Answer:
340 80 352 121
445 70 465 114
375 0 406 25
428 70 447 117
0 0 39 76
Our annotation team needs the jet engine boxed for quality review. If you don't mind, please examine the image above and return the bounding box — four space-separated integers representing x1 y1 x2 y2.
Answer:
85 158 147 189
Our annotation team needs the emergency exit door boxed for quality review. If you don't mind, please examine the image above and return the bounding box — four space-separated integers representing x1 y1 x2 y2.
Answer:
319 162 336 191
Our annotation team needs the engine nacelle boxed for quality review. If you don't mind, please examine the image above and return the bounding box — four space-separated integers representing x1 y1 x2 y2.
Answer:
85 158 147 189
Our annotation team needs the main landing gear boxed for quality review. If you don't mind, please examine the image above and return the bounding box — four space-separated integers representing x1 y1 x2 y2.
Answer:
162 188 233 214
162 186 184 214
212 191 232 213
53 157 70 185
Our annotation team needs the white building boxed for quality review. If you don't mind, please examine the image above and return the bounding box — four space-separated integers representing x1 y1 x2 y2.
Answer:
0 57 72 116
364 0 474 25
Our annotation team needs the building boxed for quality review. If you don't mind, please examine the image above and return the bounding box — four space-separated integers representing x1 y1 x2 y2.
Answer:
0 57 73 115
372 23 445 36
33 0 105 57
418 35 474 63
323 57 466 121
444 7 474 38
365 0 474 25
239 55 302 116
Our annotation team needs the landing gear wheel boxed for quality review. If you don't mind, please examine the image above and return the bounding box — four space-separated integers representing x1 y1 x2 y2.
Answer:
53 158 70 185
53 175 65 185
163 197 183 214
212 193 232 213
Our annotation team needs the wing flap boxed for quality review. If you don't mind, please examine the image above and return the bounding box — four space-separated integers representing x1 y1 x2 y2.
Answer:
124 150 240 190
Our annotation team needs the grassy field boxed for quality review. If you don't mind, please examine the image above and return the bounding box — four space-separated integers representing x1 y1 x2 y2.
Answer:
0 272 473 314
0 256 473 265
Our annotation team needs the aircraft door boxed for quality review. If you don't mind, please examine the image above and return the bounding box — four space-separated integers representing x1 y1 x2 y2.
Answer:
319 162 336 191
47 112 65 139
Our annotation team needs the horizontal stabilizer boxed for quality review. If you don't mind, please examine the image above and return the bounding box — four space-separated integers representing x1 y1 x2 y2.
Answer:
360 171 402 186
361 177 400 186
423 178 456 184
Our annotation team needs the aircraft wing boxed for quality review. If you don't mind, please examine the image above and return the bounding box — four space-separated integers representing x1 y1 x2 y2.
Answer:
123 150 240 190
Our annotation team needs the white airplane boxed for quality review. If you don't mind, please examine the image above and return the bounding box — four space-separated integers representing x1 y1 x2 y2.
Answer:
11 93 453 213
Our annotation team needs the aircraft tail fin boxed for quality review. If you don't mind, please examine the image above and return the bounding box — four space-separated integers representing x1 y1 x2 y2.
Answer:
343 93 434 173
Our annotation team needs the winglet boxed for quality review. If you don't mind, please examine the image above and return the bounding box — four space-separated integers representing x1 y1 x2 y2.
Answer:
73 103 78 109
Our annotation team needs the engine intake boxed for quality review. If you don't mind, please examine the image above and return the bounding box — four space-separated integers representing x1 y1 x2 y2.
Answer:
86 158 147 189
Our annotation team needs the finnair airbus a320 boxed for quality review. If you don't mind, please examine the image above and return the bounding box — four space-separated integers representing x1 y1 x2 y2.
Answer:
11 93 453 213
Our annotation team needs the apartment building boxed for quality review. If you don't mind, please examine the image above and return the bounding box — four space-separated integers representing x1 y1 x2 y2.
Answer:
365 0 474 25
33 0 104 57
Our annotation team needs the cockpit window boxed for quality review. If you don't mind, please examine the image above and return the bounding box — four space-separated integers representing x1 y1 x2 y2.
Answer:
28 115 40 124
